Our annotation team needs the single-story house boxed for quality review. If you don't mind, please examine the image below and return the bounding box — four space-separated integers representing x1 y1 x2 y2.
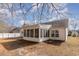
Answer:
9 27 21 33
20 19 68 42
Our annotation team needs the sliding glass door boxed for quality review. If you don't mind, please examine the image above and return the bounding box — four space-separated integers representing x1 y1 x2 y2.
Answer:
40 29 49 38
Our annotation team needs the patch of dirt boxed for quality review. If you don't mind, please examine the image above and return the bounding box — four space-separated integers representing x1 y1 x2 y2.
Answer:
0 37 79 56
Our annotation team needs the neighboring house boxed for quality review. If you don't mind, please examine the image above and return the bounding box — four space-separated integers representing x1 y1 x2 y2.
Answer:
20 19 68 42
0 20 10 33
72 31 78 37
77 30 79 36
68 30 79 37
68 30 72 36
0 20 16 33
0 24 21 38
9 27 21 33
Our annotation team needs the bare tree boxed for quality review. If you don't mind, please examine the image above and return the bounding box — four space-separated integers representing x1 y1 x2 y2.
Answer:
29 3 68 23
0 3 68 27
70 19 79 31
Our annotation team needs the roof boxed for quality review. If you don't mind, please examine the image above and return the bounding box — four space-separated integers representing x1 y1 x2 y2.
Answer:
42 19 68 28
22 19 69 29
9 27 21 33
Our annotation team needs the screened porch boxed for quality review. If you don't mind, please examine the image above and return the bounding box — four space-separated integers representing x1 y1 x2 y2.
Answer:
21 24 51 42
22 28 50 38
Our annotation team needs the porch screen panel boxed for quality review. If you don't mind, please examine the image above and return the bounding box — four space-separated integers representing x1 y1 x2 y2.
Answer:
44 30 46 37
24 29 27 37
27 29 29 37
35 28 39 38
30 29 33 37
40 29 49 38
40 29 42 37
46 30 49 37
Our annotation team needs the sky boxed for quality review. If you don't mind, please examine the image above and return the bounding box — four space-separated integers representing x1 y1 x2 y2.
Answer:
68 3 79 18
6 3 68 26
0 3 79 30
67 3 79 30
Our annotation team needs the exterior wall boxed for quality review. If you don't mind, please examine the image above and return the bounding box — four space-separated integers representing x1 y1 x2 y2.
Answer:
49 27 68 41
20 25 68 42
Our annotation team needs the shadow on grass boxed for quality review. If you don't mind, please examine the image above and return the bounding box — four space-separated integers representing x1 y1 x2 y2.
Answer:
1 39 38 50
44 39 64 46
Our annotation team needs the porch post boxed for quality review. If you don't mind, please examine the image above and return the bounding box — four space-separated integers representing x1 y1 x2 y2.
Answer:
65 28 68 41
42 29 44 38
50 30 51 38
33 29 35 38
26 29 27 37
39 28 40 39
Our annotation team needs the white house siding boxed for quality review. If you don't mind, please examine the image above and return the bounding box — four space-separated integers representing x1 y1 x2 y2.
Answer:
50 28 67 41
0 33 20 38
59 28 68 41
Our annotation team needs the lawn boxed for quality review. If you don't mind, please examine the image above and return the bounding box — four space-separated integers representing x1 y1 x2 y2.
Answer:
0 37 79 56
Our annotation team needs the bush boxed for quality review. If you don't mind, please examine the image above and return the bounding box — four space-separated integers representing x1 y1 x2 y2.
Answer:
68 31 72 36
72 34 76 37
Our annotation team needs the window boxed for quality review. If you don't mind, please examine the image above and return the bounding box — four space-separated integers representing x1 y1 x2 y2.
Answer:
35 28 39 38
51 30 59 37
55 30 59 37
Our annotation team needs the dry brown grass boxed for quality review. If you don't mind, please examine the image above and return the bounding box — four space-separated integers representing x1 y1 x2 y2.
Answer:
0 37 79 56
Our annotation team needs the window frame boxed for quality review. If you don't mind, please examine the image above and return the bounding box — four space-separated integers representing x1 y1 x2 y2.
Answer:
51 30 59 37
